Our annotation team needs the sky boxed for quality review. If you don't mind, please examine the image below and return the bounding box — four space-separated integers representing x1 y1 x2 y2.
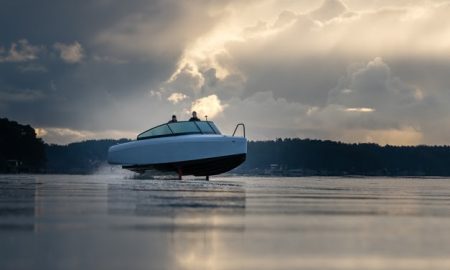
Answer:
1 0 450 145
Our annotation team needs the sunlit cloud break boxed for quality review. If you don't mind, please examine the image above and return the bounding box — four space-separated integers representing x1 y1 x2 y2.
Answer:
191 95 227 119
0 39 41 63
34 127 137 145
53 41 84 63
167 92 188 104
345 107 375 113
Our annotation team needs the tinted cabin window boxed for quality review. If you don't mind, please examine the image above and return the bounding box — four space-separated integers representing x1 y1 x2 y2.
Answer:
137 125 172 139
196 121 215 134
168 122 200 134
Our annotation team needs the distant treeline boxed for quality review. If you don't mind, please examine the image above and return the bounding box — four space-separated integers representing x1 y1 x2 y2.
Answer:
3 117 450 175
45 139 130 174
0 117 129 174
0 118 46 173
45 138 450 176
239 139 450 176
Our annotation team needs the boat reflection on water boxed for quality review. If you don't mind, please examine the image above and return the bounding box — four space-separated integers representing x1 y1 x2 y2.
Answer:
107 179 246 269
107 179 246 219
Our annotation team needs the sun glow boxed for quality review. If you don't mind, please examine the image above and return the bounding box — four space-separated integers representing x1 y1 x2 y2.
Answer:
191 94 227 119
170 24 243 82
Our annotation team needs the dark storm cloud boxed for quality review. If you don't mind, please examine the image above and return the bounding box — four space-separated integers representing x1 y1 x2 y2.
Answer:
0 0 229 138
0 0 158 44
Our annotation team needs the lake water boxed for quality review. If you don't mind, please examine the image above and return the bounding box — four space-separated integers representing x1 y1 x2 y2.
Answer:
1 174 450 270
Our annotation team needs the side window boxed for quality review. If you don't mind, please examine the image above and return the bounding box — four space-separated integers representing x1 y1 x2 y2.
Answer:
207 122 221 134
137 125 172 139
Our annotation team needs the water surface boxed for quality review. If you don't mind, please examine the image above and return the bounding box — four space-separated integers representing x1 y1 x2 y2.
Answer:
1 175 450 270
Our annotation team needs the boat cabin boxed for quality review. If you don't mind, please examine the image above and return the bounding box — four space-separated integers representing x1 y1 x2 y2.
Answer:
137 121 221 140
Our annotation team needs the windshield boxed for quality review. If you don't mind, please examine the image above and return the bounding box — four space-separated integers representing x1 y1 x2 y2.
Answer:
168 122 200 134
137 121 221 140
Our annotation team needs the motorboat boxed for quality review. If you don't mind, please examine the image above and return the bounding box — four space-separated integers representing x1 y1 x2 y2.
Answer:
107 121 247 179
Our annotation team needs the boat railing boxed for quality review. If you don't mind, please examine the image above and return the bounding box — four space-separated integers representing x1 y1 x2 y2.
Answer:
232 123 246 138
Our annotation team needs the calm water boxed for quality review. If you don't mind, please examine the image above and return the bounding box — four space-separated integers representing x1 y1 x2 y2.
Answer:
1 174 450 270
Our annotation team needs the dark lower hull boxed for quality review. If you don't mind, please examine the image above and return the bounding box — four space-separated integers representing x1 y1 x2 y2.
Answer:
123 153 246 176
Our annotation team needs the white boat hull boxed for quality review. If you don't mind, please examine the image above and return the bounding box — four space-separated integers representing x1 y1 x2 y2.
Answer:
107 134 247 175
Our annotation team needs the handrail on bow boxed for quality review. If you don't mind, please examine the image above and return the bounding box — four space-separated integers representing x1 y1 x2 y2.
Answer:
232 123 246 138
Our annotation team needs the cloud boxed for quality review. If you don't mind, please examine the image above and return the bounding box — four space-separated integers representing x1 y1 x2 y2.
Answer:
0 39 42 62
94 1 228 60
17 63 48 73
167 92 188 104
191 95 226 119
165 64 205 97
208 56 438 145
53 41 84 63
328 57 419 110
35 127 136 145
310 0 348 21
142 1 450 145
217 89 423 145
345 107 375 112
149 90 162 100
169 1 450 103
339 127 423 146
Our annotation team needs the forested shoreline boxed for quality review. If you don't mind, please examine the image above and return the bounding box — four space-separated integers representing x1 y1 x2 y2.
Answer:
240 139 450 176
44 139 450 176
2 118 450 176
